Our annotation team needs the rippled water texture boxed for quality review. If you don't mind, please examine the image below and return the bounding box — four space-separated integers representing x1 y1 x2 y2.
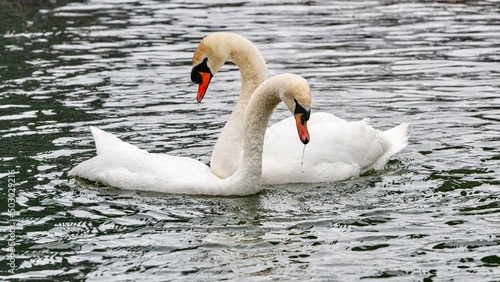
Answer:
1 0 499 280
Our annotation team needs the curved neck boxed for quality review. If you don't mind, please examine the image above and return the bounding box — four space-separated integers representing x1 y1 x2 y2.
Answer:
227 35 268 103
210 34 268 178
239 82 281 171
224 34 268 120
218 76 283 195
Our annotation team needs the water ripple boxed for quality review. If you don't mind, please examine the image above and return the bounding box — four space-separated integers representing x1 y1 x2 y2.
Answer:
1 0 499 280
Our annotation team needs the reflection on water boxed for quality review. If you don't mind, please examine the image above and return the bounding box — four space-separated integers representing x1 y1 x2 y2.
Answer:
1 0 499 280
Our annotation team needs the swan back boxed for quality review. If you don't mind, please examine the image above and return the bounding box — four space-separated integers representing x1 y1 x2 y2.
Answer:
70 73 312 196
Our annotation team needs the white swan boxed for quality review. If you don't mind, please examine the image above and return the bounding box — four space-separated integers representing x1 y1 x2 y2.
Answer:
68 74 311 196
191 32 409 184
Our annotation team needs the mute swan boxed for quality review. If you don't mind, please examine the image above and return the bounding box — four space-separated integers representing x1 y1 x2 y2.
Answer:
68 74 311 196
191 32 409 184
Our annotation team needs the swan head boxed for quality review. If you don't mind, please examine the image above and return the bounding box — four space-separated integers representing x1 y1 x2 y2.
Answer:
191 33 232 102
294 99 311 144
277 74 311 144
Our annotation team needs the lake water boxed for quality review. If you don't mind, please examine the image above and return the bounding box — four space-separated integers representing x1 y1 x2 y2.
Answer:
1 0 499 280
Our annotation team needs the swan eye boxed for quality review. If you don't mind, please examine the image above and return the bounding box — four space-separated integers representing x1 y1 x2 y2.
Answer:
294 99 310 124
191 58 211 84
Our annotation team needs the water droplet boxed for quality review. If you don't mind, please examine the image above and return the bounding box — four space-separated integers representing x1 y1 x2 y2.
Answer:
301 144 306 174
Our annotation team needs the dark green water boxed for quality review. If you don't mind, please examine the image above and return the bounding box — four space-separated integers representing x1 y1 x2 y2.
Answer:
1 0 499 280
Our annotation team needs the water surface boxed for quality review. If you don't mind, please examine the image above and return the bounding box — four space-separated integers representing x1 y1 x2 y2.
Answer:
1 0 499 280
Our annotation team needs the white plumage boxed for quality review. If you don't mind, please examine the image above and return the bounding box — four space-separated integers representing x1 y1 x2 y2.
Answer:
191 32 409 184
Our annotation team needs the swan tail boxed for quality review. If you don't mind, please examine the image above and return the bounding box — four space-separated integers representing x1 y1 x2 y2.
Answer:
371 122 409 170
383 122 410 156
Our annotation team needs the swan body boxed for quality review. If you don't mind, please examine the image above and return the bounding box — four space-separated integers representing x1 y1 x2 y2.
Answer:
262 115 408 184
191 32 409 184
69 74 311 196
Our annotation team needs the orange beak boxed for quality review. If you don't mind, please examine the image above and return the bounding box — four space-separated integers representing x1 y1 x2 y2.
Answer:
294 113 310 144
197 72 213 103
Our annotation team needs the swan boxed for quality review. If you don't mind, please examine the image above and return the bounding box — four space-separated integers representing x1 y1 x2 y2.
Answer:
191 32 409 184
68 74 311 196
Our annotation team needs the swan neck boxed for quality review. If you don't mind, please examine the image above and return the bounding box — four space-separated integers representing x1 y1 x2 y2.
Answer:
235 80 282 185
210 34 268 179
227 36 268 99
214 80 280 195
